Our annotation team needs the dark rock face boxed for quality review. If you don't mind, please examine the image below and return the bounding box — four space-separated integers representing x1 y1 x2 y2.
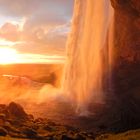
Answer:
109 0 140 130
110 0 140 65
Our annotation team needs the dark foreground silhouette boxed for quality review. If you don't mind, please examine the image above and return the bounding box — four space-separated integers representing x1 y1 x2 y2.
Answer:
0 102 139 140
0 102 96 139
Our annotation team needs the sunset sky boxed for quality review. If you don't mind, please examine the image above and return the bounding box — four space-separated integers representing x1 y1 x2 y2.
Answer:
0 0 74 64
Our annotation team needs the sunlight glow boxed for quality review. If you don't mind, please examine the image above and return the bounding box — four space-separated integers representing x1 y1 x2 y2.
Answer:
18 53 65 64
0 48 18 64
0 40 16 46
0 47 65 64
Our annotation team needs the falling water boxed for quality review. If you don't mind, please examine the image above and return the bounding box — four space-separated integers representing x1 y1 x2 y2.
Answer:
63 0 113 115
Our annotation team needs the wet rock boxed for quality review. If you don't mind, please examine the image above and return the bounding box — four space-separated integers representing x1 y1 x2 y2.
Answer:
35 118 44 124
0 127 7 136
3 122 20 134
22 127 38 138
65 125 79 132
8 132 25 139
28 114 34 121
75 134 85 140
0 113 6 121
99 124 107 130
80 131 95 139
31 124 39 131
0 114 5 125
43 125 54 131
61 134 75 140
44 135 55 140
0 119 4 126
0 104 6 111
47 121 57 126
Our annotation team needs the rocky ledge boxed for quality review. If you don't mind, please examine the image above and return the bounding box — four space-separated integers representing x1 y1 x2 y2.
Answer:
0 102 95 140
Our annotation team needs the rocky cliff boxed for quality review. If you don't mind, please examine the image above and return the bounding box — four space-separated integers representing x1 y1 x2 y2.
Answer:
110 0 140 130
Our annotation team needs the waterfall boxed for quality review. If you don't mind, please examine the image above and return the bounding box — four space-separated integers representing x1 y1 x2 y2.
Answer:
63 0 113 115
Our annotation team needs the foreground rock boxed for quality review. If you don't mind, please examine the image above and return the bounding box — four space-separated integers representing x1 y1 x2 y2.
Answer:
0 102 95 140
0 102 139 140
96 129 140 140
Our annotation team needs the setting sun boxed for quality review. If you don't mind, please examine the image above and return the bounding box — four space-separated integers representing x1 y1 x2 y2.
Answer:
0 48 18 64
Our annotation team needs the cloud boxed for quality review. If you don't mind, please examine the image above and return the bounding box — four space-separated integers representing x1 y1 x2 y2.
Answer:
0 0 74 19
0 0 74 55
0 22 21 41
0 0 40 17
9 22 71 55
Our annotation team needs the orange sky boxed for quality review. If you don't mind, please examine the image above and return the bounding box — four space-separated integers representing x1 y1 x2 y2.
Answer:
0 0 74 64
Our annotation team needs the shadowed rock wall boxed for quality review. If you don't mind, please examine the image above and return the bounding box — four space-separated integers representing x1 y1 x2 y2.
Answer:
109 0 140 129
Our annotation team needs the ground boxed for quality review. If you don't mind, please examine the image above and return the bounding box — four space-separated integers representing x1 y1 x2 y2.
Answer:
0 102 139 140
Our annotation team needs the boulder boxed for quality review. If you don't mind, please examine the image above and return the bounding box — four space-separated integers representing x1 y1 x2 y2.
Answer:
7 102 28 120
21 127 37 138
0 127 7 136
